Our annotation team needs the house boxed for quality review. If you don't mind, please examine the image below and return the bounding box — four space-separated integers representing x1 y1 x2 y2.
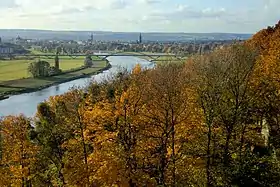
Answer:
0 46 14 55
0 42 14 56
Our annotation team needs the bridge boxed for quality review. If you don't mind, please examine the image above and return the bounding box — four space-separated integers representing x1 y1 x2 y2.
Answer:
5 52 187 62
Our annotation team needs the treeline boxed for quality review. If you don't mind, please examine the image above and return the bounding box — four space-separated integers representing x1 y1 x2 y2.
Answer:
82 41 231 55
1 22 280 186
32 40 232 55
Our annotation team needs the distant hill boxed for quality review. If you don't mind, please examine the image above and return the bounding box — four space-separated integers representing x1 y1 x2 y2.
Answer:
0 29 252 42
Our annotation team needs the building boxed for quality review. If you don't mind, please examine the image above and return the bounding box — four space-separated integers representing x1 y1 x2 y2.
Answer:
15 35 32 44
0 45 14 55
139 33 142 43
87 33 94 45
90 33 94 44
137 33 142 44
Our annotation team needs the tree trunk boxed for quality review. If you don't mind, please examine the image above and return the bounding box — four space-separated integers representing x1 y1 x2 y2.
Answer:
171 108 176 187
78 113 90 186
171 124 176 187
207 122 212 187
158 140 167 187
58 152 66 186
239 125 247 159
224 126 232 166
58 169 66 186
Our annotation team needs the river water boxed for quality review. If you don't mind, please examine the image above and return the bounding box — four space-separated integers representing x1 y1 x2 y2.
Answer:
0 56 154 117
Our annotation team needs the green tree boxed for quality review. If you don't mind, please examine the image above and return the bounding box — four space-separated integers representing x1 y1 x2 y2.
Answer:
30 102 69 186
84 55 93 67
55 55 60 70
28 60 50 78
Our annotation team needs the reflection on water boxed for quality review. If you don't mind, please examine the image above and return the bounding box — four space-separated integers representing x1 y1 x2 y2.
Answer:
55 85 59 92
0 56 154 117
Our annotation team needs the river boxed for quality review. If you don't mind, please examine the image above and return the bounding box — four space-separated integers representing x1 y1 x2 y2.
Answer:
0 56 154 117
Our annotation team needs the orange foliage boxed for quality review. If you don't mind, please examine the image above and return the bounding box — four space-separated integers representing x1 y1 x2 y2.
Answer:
4 21 280 186
247 20 280 89
0 115 38 186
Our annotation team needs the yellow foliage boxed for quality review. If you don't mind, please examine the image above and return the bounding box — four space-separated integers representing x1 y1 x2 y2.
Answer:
132 63 142 75
248 21 280 90
0 115 38 186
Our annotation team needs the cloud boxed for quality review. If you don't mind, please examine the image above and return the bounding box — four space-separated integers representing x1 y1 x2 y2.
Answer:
140 0 162 4
16 0 131 10
177 5 188 11
0 0 279 33
110 0 130 9
149 5 228 21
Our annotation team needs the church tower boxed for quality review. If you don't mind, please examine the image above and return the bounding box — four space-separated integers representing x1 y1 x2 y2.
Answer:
139 33 142 44
90 33 94 45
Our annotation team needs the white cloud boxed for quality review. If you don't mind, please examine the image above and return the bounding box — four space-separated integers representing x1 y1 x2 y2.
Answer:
176 5 189 12
0 0 279 33
151 5 228 21
138 0 163 5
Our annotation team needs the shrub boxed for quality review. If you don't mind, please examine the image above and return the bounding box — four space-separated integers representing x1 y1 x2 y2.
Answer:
84 55 93 67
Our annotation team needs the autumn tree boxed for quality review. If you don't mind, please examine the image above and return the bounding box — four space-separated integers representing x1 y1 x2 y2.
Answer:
190 42 280 186
29 89 97 186
247 21 280 152
0 115 37 187
81 66 153 186
30 102 69 186
55 89 92 186
4 21 280 187
135 62 203 186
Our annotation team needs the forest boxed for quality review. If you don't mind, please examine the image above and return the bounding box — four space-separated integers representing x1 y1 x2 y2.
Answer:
1 21 280 187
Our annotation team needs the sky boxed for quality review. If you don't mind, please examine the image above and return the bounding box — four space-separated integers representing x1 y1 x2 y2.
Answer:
0 0 279 33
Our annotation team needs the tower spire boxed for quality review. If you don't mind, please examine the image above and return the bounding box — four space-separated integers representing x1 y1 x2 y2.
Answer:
139 33 142 44
90 33 94 45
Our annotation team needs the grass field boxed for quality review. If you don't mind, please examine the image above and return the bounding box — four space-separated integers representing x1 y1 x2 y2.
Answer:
0 50 109 97
0 61 108 94
0 56 102 82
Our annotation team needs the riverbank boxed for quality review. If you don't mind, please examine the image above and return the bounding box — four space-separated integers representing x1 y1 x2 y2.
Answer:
0 60 111 101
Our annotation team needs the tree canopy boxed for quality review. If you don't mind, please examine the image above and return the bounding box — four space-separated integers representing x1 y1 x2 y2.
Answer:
28 60 51 78
2 21 280 187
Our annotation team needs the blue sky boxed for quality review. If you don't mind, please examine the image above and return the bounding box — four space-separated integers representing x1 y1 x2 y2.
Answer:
0 0 279 33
